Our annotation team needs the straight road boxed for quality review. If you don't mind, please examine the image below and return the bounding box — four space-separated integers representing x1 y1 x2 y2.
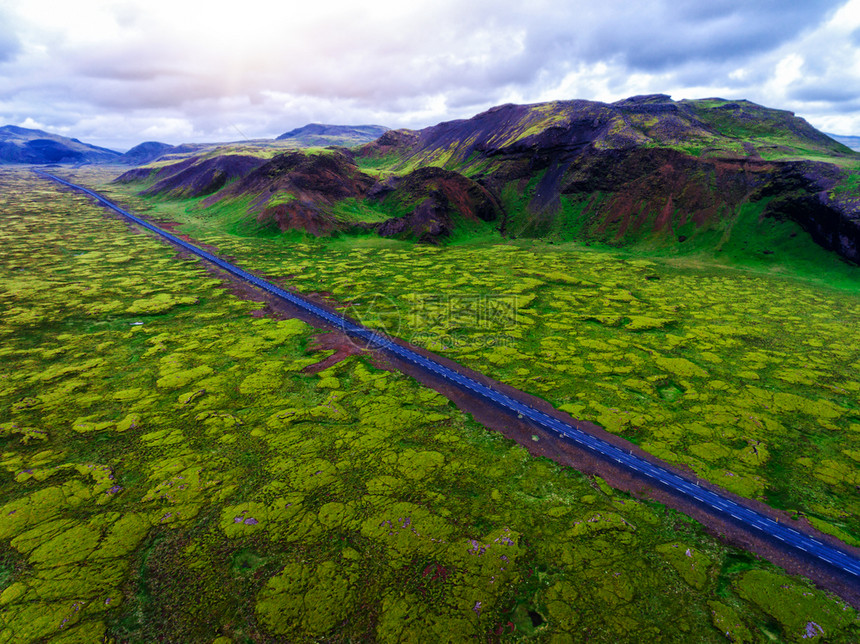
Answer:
37 171 860 583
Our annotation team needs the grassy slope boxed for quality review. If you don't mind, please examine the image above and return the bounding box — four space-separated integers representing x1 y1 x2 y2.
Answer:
6 168 860 641
681 99 855 162
487 163 859 290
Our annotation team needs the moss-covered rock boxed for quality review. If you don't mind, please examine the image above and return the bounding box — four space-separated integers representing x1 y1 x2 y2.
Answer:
256 559 359 637
655 542 711 590
734 570 857 641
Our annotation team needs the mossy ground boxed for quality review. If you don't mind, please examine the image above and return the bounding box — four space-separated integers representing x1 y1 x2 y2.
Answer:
4 167 858 642
91 166 860 546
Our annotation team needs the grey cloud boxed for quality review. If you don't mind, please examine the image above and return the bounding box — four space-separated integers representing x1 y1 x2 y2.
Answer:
77 60 187 83
66 39 189 83
36 0 836 119
309 0 842 110
0 10 21 63
109 2 145 29
525 0 844 73
87 78 220 110
790 84 860 104
669 64 732 88
664 58 770 90
446 88 508 111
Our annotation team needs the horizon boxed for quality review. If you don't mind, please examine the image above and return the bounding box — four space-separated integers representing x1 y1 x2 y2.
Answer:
4 94 860 155
1 1 860 151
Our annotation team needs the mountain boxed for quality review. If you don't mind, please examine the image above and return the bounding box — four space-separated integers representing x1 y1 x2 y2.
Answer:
356 95 860 259
118 141 177 165
827 133 860 152
116 96 860 262
359 95 852 171
0 125 121 165
112 125 392 167
276 124 389 147
117 141 212 165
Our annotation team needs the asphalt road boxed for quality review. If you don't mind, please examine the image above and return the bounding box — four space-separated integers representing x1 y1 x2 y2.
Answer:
37 171 860 582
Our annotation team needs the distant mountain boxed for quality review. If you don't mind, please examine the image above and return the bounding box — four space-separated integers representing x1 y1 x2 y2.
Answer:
276 124 389 147
826 133 860 151
118 141 177 165
0 125 121 165
113 125 391 166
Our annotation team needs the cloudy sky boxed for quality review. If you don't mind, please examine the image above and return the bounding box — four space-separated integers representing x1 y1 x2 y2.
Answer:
1 0 859 151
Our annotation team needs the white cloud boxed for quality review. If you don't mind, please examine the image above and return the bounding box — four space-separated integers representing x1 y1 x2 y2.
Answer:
774 54 805 88
18 117 43 128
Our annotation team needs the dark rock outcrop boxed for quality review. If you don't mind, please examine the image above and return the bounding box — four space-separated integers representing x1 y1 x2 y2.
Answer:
223 150 375 201
114 154 266 199
211 150 377 235
376 198 450 241
370 166 503 242
753 162 860 263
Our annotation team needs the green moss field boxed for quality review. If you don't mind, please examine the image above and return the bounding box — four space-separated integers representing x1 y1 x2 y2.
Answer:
1 166 858 642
